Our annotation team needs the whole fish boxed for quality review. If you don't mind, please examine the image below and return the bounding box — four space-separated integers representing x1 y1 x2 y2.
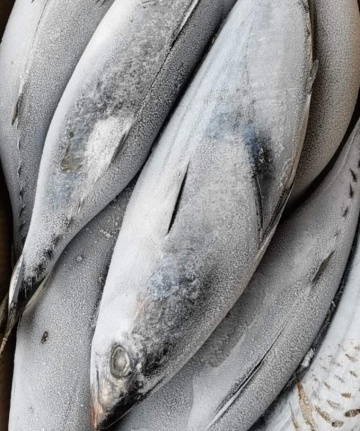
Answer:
254 221 360 431
7 0 237 341
91 0 314 428
118 118 360 431
8 183 134 431
0 0 116 257
288 0 360 205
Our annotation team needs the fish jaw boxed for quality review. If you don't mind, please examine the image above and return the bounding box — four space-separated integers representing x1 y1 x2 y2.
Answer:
91 394 132 431
90 344 144 430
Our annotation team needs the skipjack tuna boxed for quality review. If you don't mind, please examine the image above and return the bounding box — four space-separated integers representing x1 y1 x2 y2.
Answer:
91 0 314 428
288 0 360 205
6 0 237 344
0 0 115 256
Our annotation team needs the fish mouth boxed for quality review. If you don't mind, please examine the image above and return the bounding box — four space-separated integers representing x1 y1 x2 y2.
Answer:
91 403 126 431
91 367 138 430
91 386 135 430
91 394 110 431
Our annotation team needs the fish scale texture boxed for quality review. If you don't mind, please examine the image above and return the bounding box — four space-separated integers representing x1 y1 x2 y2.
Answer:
289 0 360 205
0 0 115 256
8 185 133 431
90 0 312 426
117 112 360 431
256 204 360 431
17 0 233 311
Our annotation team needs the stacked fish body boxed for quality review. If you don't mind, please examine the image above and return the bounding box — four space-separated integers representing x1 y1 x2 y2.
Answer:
9 183 134 431
256 191 360 431
188 120 360 431
0 0 116 256
0 0 359 428
288 0 360 205
117 111 360 431
8 0 236 328
90 0 313 428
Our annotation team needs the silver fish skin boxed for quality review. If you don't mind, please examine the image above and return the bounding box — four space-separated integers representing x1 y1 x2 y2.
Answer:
90 0 313 428
189 124 360 431
288 0 360 205
118 120 360 431
255 194 360 431
8 183 134 431
9 0 234 328
0 0 115 256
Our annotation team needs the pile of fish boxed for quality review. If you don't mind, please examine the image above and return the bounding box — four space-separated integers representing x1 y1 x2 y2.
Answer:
0 0 359 429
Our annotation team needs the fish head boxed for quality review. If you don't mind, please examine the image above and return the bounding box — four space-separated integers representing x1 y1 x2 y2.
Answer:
90 338 146 430
91 252 200 430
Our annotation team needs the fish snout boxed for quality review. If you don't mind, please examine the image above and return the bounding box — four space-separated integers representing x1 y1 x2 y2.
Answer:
91 384 136 430
91 366 112 430
91 394 106 431
91 345 139 429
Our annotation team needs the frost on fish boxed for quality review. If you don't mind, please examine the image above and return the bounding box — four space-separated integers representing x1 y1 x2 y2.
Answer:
254 129 360 431
0 0 115 256
15 0 232 318
117 113 360 431
289 0 360 205
8 183 134 431
91 0 313 427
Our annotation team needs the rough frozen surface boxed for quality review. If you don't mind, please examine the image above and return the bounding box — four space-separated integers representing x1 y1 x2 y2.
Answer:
91 0 313 426
117 113 360 431
256 227 360 431
20 0 233 298
0 0 115 256
289 0 360 205
8 184 134 431
257 141 360 431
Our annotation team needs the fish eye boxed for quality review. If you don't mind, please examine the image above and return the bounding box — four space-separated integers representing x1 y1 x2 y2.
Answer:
110 345 132 379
